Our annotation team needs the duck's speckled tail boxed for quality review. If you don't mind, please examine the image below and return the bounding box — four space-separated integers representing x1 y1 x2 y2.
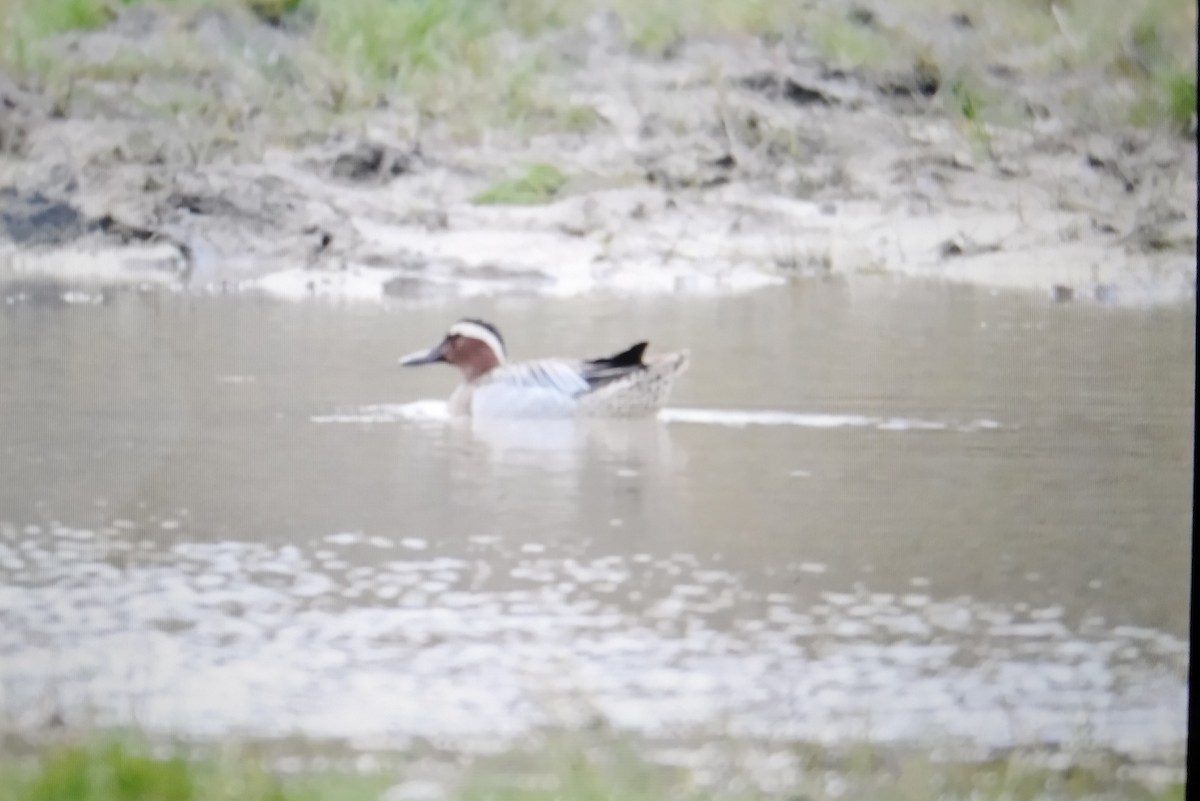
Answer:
576 348 689 418
649 349 690 374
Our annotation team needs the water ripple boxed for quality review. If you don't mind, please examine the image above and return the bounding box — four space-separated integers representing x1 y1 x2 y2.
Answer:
0 524 1184 760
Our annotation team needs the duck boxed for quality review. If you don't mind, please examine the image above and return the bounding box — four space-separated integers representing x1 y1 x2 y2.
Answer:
398 318 689 419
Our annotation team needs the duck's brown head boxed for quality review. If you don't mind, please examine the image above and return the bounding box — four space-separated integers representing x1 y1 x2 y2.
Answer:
398 318 506 381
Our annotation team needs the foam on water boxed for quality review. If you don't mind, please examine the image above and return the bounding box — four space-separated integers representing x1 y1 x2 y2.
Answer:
311 401 449 424
660 408 1002 431
311 402 1003 432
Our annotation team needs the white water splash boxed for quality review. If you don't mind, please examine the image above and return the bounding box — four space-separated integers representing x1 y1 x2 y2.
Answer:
311 401 449 424
312 402 1002 432
663 408 950 430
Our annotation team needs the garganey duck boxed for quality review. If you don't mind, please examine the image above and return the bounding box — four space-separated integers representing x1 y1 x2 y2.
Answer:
399 318 689 418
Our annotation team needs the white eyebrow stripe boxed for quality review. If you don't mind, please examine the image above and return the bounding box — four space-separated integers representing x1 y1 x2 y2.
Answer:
448 322 506 362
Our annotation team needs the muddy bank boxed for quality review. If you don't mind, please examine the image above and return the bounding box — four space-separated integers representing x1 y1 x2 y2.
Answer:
0 5 1195 305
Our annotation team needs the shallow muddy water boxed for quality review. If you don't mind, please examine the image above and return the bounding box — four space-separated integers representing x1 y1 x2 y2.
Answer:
0 280 1192 767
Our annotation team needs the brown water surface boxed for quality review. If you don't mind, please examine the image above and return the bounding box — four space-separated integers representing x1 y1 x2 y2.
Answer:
0 280 1192 765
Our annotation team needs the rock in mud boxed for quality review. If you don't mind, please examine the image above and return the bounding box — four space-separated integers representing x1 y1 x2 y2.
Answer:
0 78 37 157
847 6 877 27
165 191 243 218
642 149 738 190
246 0 302 26
96 214 159 244
0 113 27 156
0 188 95 246
330 141 415 182
0 187 193 290
938 235 1002 261
878 64 941 100
1051 284 1075 303
740 73 835 106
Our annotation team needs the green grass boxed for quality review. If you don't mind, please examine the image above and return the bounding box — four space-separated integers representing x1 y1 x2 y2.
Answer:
950 78 983 121
0 0 1194 140
473 162 568 205
0 735 1184 801
0 738 392 801
19 0 114 36
608 0 810 54
1164 70 1197 130
1130 67 1198 129
25 743 194 801
811 12 894 68
311 0 495 87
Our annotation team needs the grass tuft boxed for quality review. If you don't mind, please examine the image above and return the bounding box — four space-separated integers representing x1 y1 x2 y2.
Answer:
311 0 496 87
22 742 194 801
0 734 1187 801
32 0 114 35
473 162 568 205
950 78 985 121
1164 70 1197 131
0 738 389 801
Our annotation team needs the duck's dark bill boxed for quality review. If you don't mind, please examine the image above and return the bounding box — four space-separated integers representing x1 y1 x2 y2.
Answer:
398 346 446 366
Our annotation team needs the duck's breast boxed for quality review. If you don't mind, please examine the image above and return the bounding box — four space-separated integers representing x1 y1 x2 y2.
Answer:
470 382 578 418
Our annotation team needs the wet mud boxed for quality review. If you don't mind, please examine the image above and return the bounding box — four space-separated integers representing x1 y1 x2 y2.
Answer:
0 5 1195 304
